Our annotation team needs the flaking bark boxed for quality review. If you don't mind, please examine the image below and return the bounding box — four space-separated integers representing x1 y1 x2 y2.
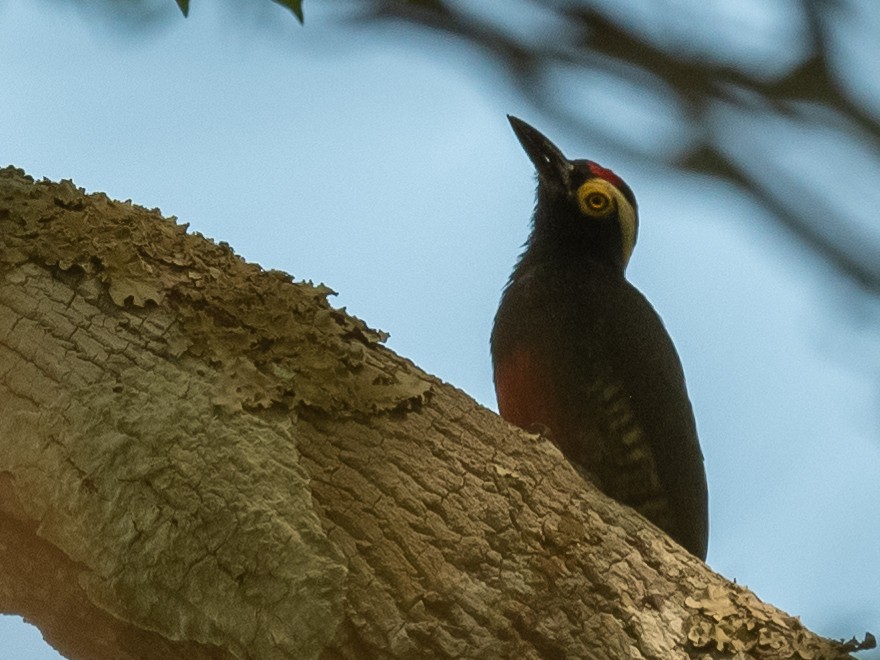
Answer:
0 167 871 659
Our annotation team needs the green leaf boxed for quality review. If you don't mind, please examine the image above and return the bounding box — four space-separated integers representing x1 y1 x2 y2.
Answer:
272 0 304 24
175 0 189 17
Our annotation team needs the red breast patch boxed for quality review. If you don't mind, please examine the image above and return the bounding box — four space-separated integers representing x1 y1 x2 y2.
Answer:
494 346 561 436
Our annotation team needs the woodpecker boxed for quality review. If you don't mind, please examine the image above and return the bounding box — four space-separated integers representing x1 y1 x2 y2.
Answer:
491 116 708 559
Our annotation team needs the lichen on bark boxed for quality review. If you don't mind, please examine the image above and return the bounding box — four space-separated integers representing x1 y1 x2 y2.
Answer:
0 167 871 659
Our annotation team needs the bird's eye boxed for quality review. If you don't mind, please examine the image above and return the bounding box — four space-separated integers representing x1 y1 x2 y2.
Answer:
586 192 608 211
578 189 611 216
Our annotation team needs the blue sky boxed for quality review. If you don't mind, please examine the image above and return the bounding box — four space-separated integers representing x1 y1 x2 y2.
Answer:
1 1 878 657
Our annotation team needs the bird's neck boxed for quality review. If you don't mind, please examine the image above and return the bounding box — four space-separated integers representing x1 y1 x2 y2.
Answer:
520 197 629 275
513 231 627 284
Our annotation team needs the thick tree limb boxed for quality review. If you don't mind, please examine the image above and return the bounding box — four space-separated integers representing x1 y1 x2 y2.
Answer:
0 167 871 658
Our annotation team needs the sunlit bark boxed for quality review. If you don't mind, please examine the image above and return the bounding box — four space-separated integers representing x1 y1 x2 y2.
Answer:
0 168 867 659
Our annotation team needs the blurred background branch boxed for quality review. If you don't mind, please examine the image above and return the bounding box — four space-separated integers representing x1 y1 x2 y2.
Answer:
354 0 880 291
52 0 880 290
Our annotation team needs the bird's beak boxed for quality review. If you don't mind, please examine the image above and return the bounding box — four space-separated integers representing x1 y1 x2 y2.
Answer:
507 115 572 187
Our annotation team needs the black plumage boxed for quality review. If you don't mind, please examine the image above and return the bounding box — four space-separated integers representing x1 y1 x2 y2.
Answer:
491 116 708 559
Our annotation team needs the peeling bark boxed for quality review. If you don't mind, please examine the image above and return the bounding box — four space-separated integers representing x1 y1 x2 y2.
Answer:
0 167 871 659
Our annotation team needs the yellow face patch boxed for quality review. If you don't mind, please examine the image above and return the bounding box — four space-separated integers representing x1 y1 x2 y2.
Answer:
575 179 638 268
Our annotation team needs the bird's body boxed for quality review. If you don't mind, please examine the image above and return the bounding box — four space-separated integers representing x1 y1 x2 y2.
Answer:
492 116 708 559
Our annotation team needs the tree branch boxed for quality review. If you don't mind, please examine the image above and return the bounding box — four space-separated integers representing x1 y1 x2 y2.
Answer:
0 167 871 658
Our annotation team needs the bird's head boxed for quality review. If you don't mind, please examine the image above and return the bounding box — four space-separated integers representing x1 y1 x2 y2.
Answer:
508 115 639 271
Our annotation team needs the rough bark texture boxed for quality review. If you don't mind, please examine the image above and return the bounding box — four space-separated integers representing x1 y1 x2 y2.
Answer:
0 166 870 659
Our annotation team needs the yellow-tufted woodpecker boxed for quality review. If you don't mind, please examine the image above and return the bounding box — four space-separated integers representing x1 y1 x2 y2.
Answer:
491 116 708 559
